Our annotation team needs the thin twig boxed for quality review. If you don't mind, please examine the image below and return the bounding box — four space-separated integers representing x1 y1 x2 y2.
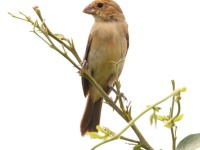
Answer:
91 88 184 150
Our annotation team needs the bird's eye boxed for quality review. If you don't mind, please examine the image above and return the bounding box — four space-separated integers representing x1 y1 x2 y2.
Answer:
97 2 104 8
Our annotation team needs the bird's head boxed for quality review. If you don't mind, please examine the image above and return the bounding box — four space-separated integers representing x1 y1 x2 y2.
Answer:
83 0 125 22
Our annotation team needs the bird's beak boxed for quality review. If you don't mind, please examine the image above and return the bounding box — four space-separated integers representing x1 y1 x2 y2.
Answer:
83 4 95 14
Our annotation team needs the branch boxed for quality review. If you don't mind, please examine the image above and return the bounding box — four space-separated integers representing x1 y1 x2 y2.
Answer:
91 88 186 150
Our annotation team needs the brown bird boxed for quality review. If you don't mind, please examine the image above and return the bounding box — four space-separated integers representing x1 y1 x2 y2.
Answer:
80 0 129 136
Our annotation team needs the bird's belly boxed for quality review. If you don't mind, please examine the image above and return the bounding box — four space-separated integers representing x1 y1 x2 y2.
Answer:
88 39 124 88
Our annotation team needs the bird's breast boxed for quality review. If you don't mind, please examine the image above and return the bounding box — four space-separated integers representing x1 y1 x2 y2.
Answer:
88 22 126 87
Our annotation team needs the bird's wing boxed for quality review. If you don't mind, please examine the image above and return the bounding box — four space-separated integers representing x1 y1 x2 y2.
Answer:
81 34 92 97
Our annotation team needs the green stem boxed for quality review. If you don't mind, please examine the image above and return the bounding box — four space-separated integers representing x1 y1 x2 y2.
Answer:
33 7 82 64
91 88 183 150
170 80 176 150
8 12 28 22
80 69 124 117
119 135 140 144
115 81 126 115
170 80 181 150
44 29 81 70
81 69 153 149
170 80 175 117
171 99 181 150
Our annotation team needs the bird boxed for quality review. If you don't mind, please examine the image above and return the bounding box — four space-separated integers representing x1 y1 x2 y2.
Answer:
80 0 129 136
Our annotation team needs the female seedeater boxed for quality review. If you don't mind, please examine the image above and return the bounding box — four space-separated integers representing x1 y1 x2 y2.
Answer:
80 0 129 136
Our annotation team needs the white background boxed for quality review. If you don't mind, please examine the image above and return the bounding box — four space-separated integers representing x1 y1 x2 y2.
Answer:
1 0 200 149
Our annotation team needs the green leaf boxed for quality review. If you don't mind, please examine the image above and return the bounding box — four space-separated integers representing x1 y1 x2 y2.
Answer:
154 106 161 112
54 33 66 40
86 125 111 139
180 87 187 92
157 115 164 121
177 133 200 150
86 131 108 139
164 120 173 128
86 132 104 139
174 114 184 122
154 114 157 127
149 113 154 125
133 146 142 150
96 125 105 133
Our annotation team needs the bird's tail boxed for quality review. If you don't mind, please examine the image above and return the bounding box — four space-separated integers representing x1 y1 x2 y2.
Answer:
80 95 102 136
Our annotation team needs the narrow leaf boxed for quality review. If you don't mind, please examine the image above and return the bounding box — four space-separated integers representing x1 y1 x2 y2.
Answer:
174 114 184 122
